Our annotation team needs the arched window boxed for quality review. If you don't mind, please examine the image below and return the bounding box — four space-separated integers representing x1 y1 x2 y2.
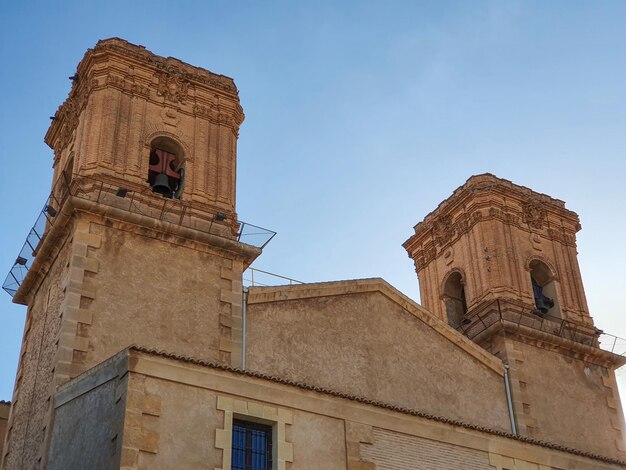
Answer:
147 137 185 199
443 271 467 329
529 260 560 318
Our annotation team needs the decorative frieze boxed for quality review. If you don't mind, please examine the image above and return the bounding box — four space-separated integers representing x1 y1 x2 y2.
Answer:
105 74 150 98
156 67 190 104
522 198 547 230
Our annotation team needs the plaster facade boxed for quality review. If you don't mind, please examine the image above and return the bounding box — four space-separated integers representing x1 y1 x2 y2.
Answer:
245 279 509 431
46 348 626 470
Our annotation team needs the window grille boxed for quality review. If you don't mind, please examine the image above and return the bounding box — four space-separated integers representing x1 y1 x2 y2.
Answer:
232 420 273 470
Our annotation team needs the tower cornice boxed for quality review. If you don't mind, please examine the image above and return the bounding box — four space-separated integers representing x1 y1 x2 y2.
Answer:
45 37 245 157
403 173 582 256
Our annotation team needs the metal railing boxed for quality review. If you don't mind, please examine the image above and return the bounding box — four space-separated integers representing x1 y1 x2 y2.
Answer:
456 299 626 356
243 267 304 287
3 175 276 297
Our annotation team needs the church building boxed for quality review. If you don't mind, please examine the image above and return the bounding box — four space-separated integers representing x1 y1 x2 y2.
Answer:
1 38 625 470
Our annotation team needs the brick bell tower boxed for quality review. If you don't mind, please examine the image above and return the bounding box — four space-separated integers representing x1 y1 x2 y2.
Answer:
2 38 269 469
404 173 626 459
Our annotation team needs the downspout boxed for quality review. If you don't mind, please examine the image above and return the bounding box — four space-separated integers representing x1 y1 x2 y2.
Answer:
242 286 249 370
504 363 518 435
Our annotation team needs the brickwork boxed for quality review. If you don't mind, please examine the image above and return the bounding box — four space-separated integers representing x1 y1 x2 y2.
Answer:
361 427 492 469
46 38 244 219
403 173 626 459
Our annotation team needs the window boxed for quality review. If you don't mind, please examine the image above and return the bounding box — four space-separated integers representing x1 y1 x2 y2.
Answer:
232 420 273 470
443 271 467 328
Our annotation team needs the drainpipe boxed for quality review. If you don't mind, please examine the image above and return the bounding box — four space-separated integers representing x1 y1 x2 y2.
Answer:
242 286 249 370
504 363 518 435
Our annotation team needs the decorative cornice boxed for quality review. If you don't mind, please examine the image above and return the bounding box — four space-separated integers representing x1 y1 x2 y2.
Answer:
404 173 581 255
89 38 238 95
45 37 244 154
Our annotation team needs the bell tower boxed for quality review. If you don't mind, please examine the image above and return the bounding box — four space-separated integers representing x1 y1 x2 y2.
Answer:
2 39 270 469
404 173 626 459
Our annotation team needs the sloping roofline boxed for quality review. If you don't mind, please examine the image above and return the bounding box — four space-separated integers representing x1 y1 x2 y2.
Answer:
247 277 505 376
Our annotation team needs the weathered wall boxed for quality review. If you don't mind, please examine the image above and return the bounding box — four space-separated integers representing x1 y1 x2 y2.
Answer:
2 234 72 470
361 427 492 469
47 353 127 470
506 338 626 459
46 349 622 470
246 284 510 432
70 215 244 377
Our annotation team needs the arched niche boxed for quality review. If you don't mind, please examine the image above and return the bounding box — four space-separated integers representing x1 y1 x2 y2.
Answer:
442 270 468 329
147 136 186 199
529 258 561 318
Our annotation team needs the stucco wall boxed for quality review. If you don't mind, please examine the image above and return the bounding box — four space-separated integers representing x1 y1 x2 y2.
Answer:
508 338 626 459
135 376 347 470
43 349 624 470
246 288 510 431
79 218 242 372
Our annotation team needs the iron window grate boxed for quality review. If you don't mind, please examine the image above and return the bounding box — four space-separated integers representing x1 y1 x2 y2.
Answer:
232 420 273 470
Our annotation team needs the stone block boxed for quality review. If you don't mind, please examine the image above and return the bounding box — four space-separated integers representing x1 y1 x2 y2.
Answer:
216 396 233 412
139 430 159 454
277 408 293 425
142 394 161 417
120 447 139 467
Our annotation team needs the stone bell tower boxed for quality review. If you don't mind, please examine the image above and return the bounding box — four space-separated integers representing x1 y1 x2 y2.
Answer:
404 173 626 459
2 38 267 469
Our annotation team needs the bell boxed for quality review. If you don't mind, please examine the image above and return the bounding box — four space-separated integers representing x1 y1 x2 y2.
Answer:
151 172 173 197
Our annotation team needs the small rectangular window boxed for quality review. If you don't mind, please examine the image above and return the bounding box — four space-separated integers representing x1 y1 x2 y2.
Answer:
232 419 273 470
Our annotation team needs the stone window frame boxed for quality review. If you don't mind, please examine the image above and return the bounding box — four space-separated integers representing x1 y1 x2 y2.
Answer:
215 395 293 470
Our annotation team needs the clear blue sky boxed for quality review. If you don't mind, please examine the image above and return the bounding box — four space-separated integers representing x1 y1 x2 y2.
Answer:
1 1 626 400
